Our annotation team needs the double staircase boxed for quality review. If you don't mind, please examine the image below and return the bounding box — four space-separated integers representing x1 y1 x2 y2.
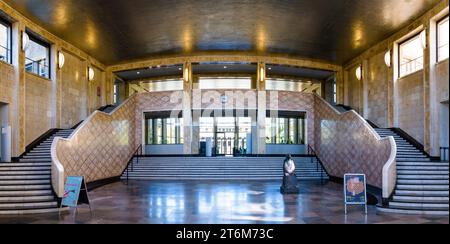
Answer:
375 128 449 215
0 129 73 215
121 156 329 181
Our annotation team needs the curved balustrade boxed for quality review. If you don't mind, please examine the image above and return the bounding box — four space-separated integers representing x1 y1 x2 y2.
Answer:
312 94 396 193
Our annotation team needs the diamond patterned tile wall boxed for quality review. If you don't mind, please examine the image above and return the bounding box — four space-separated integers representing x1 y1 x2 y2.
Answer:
54 92 183 184
313 95 392 188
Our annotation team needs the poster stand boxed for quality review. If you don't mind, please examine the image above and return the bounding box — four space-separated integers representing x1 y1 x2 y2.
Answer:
344 174 367 215
59 176 93 217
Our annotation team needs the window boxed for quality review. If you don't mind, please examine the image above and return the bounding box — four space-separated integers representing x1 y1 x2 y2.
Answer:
198 77 252 90
0 19 11 64
113 84 118 104
265 78 322 95
333 78 337 104
399 34 424 78
266 117 305 144
145 117 184 145
438 16 449 62
25 34 50 79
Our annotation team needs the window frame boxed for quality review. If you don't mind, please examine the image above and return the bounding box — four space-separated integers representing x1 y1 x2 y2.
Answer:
0 17 12 64
398 33 424 78
25 32 51 79
437 15 449 63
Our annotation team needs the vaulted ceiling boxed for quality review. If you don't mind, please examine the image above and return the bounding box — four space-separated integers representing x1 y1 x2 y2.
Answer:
4 0 441 65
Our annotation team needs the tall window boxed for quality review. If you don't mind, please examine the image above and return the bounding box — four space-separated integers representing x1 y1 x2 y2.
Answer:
25 34 50 79
266 117 305 145
399 34 424 78
333 78 337 104
198 77 252 90
145 117 184 145
438 16 449 62
0 19 11 64
113 84 118 104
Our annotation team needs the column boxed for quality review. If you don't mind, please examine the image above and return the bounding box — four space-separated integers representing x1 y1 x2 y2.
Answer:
256 62 266 155
182 62 194 154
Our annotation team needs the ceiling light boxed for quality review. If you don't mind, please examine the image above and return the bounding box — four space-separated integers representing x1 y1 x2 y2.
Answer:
58 51 65 69
384 50 391 67
355 65 362 81
137 71 140 74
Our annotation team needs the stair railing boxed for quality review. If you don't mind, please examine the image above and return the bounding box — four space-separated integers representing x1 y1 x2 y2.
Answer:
307 145 328 181
124 144 143 185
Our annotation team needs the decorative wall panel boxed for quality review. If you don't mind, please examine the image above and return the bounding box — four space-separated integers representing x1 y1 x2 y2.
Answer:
54 95 137 185
313 95 393 188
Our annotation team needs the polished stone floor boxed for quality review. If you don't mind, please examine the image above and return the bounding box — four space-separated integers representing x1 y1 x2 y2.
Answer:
0 180 448 224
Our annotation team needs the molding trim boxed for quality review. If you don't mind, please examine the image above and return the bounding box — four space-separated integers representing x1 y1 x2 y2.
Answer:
108 53 343 73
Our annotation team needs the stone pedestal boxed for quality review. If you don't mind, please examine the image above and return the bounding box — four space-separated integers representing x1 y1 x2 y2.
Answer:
280 174 299 194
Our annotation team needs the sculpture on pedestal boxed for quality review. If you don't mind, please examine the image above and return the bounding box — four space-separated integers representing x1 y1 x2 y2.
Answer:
280 155 300 194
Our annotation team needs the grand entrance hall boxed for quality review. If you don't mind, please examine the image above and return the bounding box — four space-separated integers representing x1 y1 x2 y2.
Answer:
0 0 449 228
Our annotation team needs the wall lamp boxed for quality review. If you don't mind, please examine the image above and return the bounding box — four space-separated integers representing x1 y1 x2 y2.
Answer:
58 51 65 69
22 32 29 51
384 50 391 67
355 65 362 81
88 67 95 81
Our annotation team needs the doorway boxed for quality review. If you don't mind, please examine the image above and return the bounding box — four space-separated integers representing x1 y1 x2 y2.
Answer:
440 101 449 161
199 116 252 157
0 102 11 163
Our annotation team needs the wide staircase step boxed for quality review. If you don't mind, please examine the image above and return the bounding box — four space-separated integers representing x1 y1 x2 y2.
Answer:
122 157 329 181
0 128 76 215
375 128 449 215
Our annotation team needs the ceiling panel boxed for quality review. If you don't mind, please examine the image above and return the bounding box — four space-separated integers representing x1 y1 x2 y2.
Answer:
4 0 441 64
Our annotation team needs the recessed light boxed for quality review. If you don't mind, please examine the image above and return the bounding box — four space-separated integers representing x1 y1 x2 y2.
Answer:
137 72 140 74
268 67 272 70
224 66 227 69
178 67 182 71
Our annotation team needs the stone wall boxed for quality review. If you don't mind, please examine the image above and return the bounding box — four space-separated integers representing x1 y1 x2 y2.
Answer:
366 51 389 128
60 51 88 128
24 73 53 145
397 71 425 145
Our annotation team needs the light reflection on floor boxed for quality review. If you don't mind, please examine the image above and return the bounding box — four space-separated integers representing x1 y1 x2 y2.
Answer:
0 180 448 224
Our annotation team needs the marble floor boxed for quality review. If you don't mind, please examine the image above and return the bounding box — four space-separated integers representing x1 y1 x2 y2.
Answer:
0 180 448 224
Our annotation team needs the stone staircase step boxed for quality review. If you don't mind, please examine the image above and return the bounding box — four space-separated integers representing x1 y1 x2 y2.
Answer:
392 196 449 204
0 179 51 185
0 190 53 197
397 174 449 180
396 185 449 191
388 201 449 211
395 190 449 197
0 195 55 203
377 207 449 215
0 201 58 210
0 185 52 191
397 179 449 185
397 170 448 175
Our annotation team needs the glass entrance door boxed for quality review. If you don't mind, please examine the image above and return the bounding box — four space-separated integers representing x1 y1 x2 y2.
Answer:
199 116 252 157
215 117 236 156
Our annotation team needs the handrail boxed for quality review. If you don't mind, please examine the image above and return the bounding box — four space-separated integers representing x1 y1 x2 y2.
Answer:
123 144 143 184
307 144 329 181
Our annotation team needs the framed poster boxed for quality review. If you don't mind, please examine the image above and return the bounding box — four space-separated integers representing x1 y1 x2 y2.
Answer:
60 176 92 216
344 174 367 215
61 176 83 207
